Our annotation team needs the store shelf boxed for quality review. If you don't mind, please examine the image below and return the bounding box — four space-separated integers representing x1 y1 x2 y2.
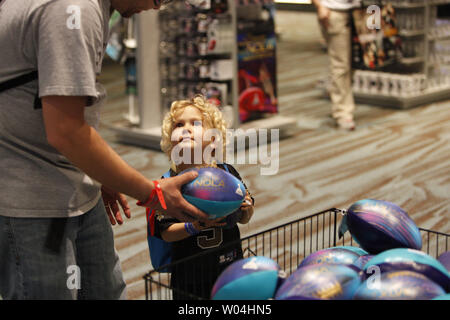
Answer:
429 0 450 5
109 123 163 150
399 56 425 65
429 30 450 40
351 1 450 109
399 29 425 37
390 3 426 9
354 86 450 109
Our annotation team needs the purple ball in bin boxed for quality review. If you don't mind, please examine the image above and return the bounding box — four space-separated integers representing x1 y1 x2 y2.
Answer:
364 248 450 291
275 264 361 300
331 246 368 256
433 293 450 300
437 251 450 272
180 167 246 219
211 256 283 300
353 255 374 270
344 199 422 254
298 248 361 269
353 270 446 300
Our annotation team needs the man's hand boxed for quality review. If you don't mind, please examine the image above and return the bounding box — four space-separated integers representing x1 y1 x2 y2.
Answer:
101 185 131 225
317 5 331 29
153 171 209 222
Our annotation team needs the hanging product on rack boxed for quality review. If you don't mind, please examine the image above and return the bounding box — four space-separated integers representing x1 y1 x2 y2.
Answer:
351 1 402 70
158 0 233 115
236 0 278 123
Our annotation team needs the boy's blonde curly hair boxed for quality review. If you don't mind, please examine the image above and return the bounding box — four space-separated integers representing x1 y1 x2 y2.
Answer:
160 94 228 166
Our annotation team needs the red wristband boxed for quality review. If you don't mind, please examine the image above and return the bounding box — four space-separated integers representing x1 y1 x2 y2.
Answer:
153 180 167 210
136 181 167 210
136 189 156 207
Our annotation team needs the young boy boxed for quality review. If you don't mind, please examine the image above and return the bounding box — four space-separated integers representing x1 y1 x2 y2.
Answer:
153 95 254 300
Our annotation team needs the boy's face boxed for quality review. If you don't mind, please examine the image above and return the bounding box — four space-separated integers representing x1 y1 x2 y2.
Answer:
171 106 212 155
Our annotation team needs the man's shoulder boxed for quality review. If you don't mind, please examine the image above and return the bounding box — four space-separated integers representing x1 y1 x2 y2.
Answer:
2 0 104 30
26 0 106 23
30 0 102 10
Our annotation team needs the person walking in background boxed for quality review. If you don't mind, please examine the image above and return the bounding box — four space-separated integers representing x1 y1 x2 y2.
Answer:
312 0 361 131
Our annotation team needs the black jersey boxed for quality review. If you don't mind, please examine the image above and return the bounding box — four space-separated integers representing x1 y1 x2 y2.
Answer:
153 164 252 299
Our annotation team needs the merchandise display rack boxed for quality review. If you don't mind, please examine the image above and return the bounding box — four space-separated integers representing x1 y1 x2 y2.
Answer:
143 208 450 300
109 0 296 150
352 0 450 109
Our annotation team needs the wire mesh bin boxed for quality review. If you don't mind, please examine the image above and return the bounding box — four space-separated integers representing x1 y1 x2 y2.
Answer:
143 208 450 300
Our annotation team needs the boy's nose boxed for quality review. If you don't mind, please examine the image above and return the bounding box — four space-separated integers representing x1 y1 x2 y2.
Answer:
182 125 192 133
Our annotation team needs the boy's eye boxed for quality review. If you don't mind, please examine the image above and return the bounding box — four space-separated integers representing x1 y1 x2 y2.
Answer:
175 122 183 128
194 121 202 126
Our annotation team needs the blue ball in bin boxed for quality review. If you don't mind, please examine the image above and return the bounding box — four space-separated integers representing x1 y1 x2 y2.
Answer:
353 255 375 270
211 256 284 300
363 248 450 291
341 199 422 254
275 264 361 300
437 251 450 272
353 270 446 300
433 293 450 300
298 248 361 269
331 246 369 256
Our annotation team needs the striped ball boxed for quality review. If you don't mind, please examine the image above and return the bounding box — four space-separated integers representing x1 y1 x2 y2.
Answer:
353 270 445 300
275 264 361 300
180 167 246 219
363 248 450 291
211 256 283 300
346 199 422 254
298 248 361 269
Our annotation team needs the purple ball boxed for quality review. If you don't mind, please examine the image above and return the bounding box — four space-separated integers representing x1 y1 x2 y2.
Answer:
346 199 422 254
211 256 283 300
353 270 446 300
437 251 450 272
364 248 450 291
353 255 375 270
298 248 360 269
180 167 246 219
275 264 361 300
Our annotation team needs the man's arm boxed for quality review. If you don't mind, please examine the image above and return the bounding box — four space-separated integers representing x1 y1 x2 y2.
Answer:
43 95 151 202
42 96 209 222
311 0 330 29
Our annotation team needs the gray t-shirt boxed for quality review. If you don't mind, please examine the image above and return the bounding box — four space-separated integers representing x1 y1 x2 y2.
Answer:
0 0 111 217
320 0 361 10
